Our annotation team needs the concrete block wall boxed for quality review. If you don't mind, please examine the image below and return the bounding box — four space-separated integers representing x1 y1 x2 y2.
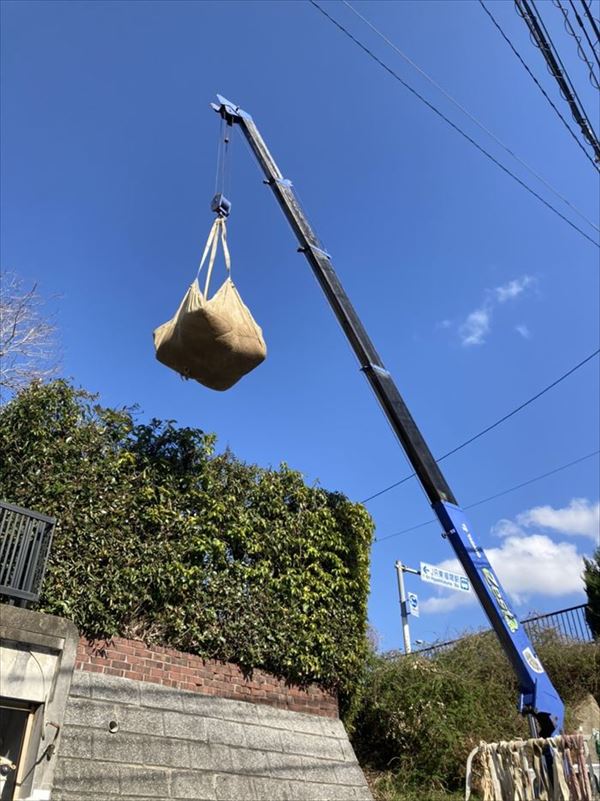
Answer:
54 671 373 801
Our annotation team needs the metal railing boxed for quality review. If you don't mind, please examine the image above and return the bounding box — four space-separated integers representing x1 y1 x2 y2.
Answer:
0 501 56 606
410 604 594 659
522 604 593 643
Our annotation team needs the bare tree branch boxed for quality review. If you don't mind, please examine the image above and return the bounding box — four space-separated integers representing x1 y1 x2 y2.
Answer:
0 270 60 399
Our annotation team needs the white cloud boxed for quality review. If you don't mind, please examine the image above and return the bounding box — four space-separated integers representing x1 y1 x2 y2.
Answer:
421 592 473 614
456 274 534 347
491 518 523 538
517 498 599 541
459 306 491 346
515 324 530 339
495 275 534 303
486 534 585 604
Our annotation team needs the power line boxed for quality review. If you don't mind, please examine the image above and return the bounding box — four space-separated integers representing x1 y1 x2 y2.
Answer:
516 0 600 160
361 347 600 504
531 0 599 125
342 0 599 234
374 448 600 543
479 0 600 172
532 0 599 110
580 0 600 48
572 0 600 69
308 0 600 249
560 0 600 77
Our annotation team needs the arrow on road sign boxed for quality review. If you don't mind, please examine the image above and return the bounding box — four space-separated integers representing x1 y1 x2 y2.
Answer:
420 561 470 593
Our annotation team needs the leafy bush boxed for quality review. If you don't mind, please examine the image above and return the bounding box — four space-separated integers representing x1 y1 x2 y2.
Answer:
353 631 599 796
583 547 600 638
366 772 463 801
0 381 373 710
531 629 600 728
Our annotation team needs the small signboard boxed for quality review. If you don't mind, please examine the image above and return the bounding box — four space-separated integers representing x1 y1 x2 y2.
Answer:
420 562 470 593
407 592 419 618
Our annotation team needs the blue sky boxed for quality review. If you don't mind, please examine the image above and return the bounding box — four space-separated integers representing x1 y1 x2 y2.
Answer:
2 0 599 652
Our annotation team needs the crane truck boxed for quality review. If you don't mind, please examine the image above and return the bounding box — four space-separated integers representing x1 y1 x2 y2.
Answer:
210 94 565 738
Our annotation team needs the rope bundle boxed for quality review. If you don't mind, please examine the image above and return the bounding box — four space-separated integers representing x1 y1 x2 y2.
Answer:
466 733 597 800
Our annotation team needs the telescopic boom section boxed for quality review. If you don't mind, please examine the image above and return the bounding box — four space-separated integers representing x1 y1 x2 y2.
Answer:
211 95 565 737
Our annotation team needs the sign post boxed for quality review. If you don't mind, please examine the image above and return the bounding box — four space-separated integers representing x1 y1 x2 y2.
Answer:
394 562 422 654
395 560 469 655
394 561 411 654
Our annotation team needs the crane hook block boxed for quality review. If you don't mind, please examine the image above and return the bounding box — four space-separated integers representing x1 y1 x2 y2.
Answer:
211 193 231 218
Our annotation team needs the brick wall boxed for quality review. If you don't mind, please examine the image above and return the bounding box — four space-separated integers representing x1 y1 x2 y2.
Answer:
75 636 338 718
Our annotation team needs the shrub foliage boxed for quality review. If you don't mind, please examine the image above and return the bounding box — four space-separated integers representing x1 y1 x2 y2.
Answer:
0 381 373 707
353 631 599 796
583 547 600 638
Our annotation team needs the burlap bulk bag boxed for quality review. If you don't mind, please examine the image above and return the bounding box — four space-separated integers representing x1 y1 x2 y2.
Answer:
153 218 266 391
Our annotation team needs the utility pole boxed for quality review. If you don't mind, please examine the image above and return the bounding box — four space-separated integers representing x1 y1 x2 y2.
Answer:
394 561 421 654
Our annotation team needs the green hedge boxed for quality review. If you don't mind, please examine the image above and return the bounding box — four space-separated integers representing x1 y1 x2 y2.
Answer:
0 381 374 709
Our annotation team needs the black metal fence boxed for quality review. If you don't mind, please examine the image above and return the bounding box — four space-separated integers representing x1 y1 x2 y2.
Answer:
411 604 594 659
0 501 56 606
521 604 593 643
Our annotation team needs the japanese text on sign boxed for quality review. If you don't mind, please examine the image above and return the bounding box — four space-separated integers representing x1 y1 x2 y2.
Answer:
420 562 470 593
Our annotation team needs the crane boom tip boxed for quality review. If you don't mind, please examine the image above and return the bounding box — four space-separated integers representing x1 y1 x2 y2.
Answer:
212 95 252 123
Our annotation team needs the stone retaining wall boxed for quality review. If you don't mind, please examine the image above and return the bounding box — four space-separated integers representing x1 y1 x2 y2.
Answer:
54 671 372 801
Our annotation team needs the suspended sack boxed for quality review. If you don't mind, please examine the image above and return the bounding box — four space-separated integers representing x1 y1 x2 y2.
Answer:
153 217 266 391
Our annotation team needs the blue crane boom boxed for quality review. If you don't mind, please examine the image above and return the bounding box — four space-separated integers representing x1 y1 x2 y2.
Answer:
211 94 565 737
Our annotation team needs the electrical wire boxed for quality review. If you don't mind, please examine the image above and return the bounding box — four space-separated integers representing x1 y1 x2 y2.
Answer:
361 347 600 504
479 0 600 172
516 0 600 159
308 0 600 248
343 0 599 234
532 0 598 119
580 0 600 48
374 448 600 543
574 0 600 63
301 4 599 536
562 0 600 74
555 0 600 84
